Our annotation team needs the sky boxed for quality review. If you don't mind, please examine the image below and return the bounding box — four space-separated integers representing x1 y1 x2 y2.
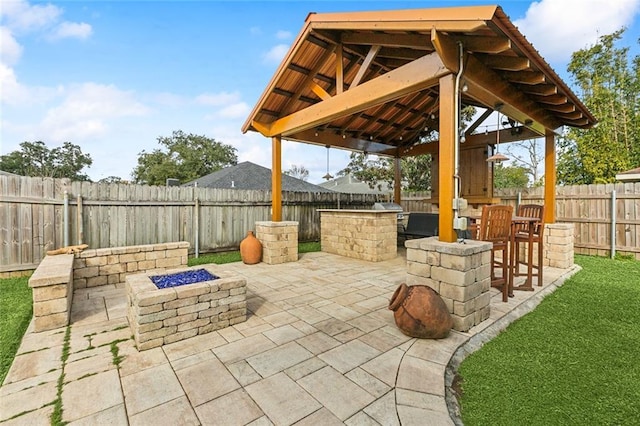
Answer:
1 0 639 184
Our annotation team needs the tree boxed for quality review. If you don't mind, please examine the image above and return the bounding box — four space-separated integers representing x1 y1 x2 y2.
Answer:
494 163 530 189
0 141 92 181
99 176 127 184
558 29 639 184
338 152 433 191
504 138 543 185
132 130 237 185
284 165 309 181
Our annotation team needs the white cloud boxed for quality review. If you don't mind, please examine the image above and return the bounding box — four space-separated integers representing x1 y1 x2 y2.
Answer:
49 21 92 40
217 102 250 119
0 26 23 65
1 0 61 33
276 30 291 40
40 83 149 142
263 44 289 64
514 0 640 63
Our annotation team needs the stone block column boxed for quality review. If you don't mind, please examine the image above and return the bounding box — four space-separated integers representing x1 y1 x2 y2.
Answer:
29 254 75 332
405 237 492 332
255 221 299 264
544 223 574 268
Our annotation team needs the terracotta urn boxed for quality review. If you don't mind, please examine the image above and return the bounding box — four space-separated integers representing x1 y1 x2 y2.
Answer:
240 231 262 264
388 283 453 339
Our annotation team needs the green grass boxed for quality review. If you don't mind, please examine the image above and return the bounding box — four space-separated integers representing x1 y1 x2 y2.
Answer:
0 276 33 385
458 255 640 426
188 241 321 266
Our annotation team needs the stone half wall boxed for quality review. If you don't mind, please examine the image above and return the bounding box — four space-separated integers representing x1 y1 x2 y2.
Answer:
319 209 397 262
73 242 189 289
28 242 190 333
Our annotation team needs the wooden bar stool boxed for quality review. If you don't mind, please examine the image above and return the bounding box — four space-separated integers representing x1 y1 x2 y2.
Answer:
478 204 513 302
513 204 545 287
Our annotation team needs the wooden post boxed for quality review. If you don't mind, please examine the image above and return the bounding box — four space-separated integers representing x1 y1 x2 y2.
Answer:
76 195 83 245
544 130 556 224
272 136 282 221
438 74 456 242
394 157 402 204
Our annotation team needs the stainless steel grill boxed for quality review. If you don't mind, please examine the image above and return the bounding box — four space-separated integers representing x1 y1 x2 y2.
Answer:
373 202 404 221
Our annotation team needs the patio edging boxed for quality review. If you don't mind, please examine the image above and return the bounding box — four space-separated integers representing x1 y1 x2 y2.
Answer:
443 264 582 425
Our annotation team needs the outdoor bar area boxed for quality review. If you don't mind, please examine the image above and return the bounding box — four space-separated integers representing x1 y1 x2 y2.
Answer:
242 5 596 329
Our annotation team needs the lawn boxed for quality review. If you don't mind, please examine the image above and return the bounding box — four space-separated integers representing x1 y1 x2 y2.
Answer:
458 255 640 425
188 241 321 266
0 275 33 385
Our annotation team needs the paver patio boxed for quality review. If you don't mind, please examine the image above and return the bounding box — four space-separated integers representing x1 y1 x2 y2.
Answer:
0 249 578 425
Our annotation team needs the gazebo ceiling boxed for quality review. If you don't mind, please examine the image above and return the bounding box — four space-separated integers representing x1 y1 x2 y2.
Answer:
242 5 596 157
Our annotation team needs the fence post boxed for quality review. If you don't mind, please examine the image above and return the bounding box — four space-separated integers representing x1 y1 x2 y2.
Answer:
194 196 200 258
77 194 83 244
63 191 69 247
611 190 616 259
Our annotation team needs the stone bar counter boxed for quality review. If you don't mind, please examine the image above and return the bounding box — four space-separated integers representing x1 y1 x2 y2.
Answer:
318 209 397 262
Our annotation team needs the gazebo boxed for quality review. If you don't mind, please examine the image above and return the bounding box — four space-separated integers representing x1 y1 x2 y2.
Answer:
242 5 596 243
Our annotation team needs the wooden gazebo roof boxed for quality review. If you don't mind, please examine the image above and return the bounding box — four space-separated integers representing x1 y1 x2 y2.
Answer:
242 4 596 242
242 5 596 156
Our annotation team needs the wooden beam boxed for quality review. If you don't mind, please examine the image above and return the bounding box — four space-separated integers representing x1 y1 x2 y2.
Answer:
544 103 576 113
310 20 487 33
336 44 344 95
263 52 449 137
455 35 511 53
398 126 542 157
271 136 282 222
287 129 396 154
476 54 530 71
500 70 546 85
517 84 557 96
544 131 555 224
310 82 331 100
340 32 433 49
281 46 336 115
438 74 457 243
351 45 381 87
431 29 459 73
463 54 562 133
251 120 271 137
530 94 568 105
465 108 494 135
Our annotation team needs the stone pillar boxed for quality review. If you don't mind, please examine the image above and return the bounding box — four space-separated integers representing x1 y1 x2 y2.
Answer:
255 221 298 264
544 223 574 268
29 254 75 332
405 237 492 332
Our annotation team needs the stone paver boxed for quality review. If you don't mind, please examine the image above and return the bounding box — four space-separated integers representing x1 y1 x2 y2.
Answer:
1 250 579 425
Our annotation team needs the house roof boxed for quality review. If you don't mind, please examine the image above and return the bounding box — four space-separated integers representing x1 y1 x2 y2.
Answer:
242 5 596 158
318 174 393 194
183 161 334 192
615 167 640 182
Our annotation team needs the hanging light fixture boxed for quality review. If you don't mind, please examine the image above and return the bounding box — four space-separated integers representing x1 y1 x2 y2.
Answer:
487 105 509 163
322 145 333 180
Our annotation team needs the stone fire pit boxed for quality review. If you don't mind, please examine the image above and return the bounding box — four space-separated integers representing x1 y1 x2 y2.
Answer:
126 265 247 350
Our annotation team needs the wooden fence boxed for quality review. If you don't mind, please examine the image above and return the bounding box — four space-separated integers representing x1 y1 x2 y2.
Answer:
0 175 381 272
399 184 640 260
2 176 639 273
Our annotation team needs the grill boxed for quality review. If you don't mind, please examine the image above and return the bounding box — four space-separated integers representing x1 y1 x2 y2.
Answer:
373 202 404 221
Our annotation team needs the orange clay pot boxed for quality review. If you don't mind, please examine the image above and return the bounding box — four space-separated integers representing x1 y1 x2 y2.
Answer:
240 231 262 264
388 283 453 339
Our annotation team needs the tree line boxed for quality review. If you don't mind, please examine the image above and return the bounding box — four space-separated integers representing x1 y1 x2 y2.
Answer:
1 29 637 188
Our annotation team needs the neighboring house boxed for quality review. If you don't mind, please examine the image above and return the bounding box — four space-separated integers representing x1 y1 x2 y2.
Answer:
0 170 19 176
183 161 334 192
615 167 640 183
318 174 393 195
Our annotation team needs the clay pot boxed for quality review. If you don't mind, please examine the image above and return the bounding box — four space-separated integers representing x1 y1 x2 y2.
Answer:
388 283 453 339
240 231 262 264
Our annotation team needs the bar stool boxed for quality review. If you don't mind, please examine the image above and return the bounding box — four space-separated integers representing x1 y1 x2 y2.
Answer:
478 204 513 302
513 204 545 287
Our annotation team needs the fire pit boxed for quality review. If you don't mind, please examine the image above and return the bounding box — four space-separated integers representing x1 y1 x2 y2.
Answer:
126 265 246 350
